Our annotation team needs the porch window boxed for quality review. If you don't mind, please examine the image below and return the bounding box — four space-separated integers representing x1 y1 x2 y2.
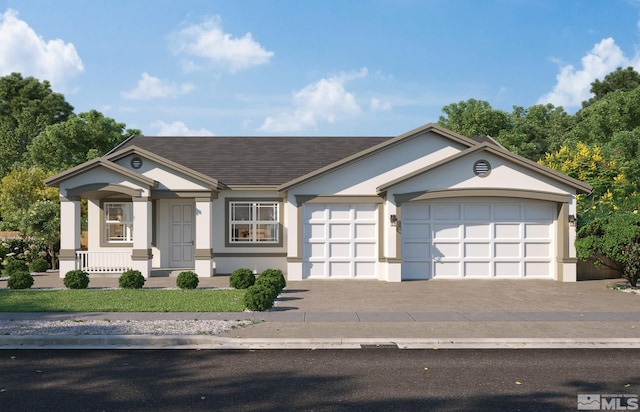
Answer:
229 201 279 243
104 202 133 243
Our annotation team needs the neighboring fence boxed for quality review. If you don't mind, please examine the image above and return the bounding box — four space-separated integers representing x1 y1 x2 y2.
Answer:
75 251 132 274
577 258 621 281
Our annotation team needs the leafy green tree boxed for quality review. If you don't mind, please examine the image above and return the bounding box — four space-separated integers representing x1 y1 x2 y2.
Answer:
496 104 573 161
438 99 511 138
0 73 73 175
19 200 60 269
29 110 141 173
0 167 58 231
569 87 640 146
583 66 640 108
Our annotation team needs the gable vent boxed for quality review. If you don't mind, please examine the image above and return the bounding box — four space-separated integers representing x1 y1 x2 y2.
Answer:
473 160 491 177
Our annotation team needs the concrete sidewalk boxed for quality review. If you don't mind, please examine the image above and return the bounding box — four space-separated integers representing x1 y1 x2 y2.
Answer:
1 273 640 348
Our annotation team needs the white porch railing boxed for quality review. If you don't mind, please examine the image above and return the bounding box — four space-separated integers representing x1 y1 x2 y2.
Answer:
75 251 132 274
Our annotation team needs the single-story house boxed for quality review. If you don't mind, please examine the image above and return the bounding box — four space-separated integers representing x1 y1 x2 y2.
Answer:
45 123 591 282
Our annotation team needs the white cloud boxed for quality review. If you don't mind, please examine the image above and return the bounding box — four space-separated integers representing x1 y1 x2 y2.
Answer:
0 9 83 91
370 97 392 112
151 120 213 136
169 16 274 73
122 73 194 100
259 68 367 133
537 37 638 108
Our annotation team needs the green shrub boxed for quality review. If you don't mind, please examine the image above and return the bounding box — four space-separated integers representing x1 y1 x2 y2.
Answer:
7 271 34 289
63 270 90 289
29 257 49 273
229 268 256 289
244 283 279 311
3 259 29 276
257 269 286 292
119 269 145 289
176 271 199 289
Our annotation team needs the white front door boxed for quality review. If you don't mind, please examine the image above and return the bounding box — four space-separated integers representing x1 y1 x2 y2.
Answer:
170 201 195 267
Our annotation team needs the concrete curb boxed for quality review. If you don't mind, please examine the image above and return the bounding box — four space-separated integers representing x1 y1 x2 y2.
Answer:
1 335 640 350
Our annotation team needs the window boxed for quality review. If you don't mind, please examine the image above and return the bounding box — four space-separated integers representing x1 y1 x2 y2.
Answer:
104 202 133 243
229 201 279 243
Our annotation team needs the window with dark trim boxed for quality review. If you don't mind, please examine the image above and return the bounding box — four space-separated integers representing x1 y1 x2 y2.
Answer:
229 201 279 244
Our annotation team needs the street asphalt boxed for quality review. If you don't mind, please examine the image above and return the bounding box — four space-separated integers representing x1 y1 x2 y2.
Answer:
1 272 639 349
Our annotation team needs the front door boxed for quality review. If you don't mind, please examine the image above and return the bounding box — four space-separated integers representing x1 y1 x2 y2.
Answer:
170 201 195 267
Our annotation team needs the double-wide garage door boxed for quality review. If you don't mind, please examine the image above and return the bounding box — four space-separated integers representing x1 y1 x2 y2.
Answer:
402 199 555 279
302 203 378 279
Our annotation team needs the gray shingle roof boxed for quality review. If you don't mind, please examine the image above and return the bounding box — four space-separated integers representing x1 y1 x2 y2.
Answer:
120 136 392 186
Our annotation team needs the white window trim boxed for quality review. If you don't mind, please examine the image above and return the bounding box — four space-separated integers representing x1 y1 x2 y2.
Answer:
104 202 133 243
229 201 279 244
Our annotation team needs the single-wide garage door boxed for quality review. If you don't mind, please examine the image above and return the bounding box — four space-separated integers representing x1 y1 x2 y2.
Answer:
402 199 555 279
303 203 378 279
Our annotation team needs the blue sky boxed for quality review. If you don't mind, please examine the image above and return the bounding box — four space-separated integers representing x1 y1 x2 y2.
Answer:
1 0 640 137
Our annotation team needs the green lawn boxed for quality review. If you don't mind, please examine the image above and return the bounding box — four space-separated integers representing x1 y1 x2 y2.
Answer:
0 289 247 312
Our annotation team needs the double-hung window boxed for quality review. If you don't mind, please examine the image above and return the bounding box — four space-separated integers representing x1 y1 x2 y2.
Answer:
229 201 279 244
104 202 133 243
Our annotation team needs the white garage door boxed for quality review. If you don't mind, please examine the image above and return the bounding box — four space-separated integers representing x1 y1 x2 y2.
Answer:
402 199 555 279
303 203 378 279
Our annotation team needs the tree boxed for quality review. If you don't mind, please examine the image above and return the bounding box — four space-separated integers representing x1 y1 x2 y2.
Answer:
0 167 58 231
496 104 573 161
19 200 60 269
29 110 140 173
438 99 511 138
0 73 74 176
583 66 640 108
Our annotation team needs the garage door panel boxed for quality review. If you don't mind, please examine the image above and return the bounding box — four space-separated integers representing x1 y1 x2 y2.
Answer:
494 205 521 220
433 242 460 258
433 205 460 220
465 261 491 277
525 243 550 258
355 223 376 238
525 262 551 277
434 261 460 277
329 242 350 258
464 204 491 220
465 224 490 239
303 203 378 279
525 224 550 238
403 242 430 258
404 223 430 240
355 242 377 258
495 224 520 238
465 243 491 258
402 199 554 280
495 262 521 277
524 204 554 220
434 224 460 239
495 243 521 258
402 261 430 279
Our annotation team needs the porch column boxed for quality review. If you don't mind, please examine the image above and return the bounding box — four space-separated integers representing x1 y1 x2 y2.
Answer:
58 195 81 278
131 196 152 278
194 197 214 277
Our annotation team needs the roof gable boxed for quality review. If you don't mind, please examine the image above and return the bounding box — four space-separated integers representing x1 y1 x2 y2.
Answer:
45 158 156 188
377 143 593 194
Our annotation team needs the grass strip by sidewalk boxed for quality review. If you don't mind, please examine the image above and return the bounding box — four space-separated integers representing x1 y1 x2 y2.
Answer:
0 289 246 312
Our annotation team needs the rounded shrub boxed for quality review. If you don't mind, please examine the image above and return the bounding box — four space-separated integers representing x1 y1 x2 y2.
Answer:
7 271 34 289
176 271 199 289
244 283 278 311
29 257 49 273
229 268 256 289
63 270 90 289
257 269 286 292
119 269 145 289
3 259 29 276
